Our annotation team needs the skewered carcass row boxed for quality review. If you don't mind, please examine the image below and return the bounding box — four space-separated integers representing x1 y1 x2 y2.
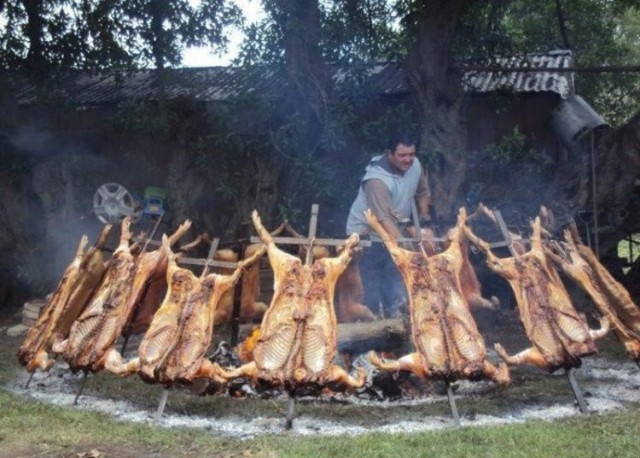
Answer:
546 224 640 361
17 225 112 372
225 210 367 390
364 207 511 386
464 216 610 372
52 217 192 373
105 234 266 385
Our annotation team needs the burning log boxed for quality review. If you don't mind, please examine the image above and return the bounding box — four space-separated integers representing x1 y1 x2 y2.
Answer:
232 318 407 358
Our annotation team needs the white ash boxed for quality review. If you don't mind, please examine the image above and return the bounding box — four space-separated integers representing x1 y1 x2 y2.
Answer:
5 356 640 440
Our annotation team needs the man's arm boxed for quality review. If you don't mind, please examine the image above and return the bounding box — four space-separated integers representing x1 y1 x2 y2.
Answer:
415 169 431 223
363 179 404 239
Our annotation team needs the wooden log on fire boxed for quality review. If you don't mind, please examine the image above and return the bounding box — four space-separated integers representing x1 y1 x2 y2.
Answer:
230 317 407 356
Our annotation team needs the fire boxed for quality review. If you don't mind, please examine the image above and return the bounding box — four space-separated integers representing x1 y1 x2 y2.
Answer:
236 326 261 363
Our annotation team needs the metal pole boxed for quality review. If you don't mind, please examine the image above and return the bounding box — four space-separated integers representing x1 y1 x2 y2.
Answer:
73 372 89 405
230 243 246 347
566 368 589 413
445 381 461 426
285 392 296 430
25 372 35 389
155 388 170 420
285 204 321 430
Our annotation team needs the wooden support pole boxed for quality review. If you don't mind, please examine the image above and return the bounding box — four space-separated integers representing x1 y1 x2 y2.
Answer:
230 243 246 347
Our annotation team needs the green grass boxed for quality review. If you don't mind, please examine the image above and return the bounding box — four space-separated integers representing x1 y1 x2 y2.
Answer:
617 233 640 273
1 386 640 458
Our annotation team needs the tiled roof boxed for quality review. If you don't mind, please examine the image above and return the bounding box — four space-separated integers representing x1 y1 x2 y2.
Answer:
3 50 573 107
461 49 573 97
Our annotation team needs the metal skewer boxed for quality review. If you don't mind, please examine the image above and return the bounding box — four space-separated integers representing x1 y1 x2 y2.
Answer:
493 208 591 415
120 214 165 355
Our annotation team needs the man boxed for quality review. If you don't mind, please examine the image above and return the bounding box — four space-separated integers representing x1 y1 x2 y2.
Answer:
346 132 431 317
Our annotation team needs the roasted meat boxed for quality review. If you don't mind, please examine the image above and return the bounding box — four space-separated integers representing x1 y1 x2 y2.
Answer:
54 217 137 372
365 208 510 386
335 248 376 323
106 235 266 385
125 230 203 336
465 217 609 372
226 210 366 389
18 225 112 372
547 226 640 360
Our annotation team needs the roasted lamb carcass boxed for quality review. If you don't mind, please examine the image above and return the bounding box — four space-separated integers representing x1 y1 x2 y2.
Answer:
365 208 510 386
465 217 609 372
18 225 112 372
125 231 204 336
225 210 366 389
335 248 376 323
213 243 269 324
546 226 640 361
214 223 292 324
106 235 266 385
53 217 137 372
73 220 193 373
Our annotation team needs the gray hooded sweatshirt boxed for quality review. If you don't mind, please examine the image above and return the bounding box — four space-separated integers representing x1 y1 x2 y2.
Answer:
346 154 423 236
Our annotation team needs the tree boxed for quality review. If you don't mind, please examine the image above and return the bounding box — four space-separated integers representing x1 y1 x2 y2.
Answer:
0 0 242 72
402 0 479 221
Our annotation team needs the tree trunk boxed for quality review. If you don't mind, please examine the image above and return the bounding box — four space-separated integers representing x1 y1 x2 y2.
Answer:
22 0 47 80
404 0 478 222
278 0 329 156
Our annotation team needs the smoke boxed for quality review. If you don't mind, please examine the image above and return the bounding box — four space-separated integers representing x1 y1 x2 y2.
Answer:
0 125 117 301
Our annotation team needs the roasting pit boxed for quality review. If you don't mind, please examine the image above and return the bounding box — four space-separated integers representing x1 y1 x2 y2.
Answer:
12 203 640 438
6 338 640 439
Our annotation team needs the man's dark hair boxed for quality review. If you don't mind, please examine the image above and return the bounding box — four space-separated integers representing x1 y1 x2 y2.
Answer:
387 131 417 152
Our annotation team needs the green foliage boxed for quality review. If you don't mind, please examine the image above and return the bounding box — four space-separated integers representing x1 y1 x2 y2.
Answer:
322 0 407 63
458 0 640 125
486 126 530 163
0 0 242 71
